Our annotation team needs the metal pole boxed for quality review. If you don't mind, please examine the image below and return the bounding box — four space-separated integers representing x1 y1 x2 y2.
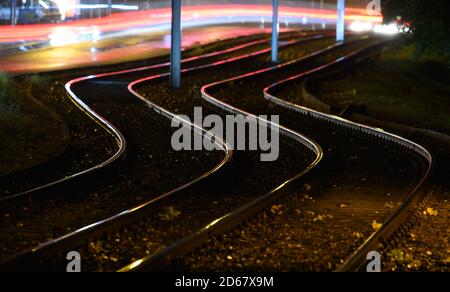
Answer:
271 0 279 63
108 0 113 16
336 0 345 42
170 0 182 88
97 0 101 18
320 0 325 29
11 0 17 26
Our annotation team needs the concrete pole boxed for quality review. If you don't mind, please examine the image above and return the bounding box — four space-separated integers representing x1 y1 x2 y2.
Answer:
271 0 279 63
170 0 182 88
336 0 346 42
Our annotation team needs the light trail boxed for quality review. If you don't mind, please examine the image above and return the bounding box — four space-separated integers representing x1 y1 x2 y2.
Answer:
0 4 382 73
0 4 381 44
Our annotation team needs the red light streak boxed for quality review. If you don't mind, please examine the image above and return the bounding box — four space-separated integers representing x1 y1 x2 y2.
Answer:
0 5 381 44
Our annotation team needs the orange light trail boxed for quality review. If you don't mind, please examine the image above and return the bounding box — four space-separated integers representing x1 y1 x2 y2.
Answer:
0 4 381 44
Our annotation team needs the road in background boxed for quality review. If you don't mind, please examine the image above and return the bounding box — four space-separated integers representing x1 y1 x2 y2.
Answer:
0 3 381 73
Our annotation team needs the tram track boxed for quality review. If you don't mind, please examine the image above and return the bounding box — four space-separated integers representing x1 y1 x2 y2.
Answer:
262 41 433 271
59 33 330 272
149 37 432 272
110 37 383 272
0 32 431 272
0 31 311 208
0 32 324 271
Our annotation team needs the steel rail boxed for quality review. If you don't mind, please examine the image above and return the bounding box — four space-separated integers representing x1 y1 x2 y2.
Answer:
117 37 332 272
99 36 430 273
1 32 332 271
171 36 432 272
0 70 127 207
0 34 276 271
0 31 311 271
261 41 433 272
0 31 310 206
0 81 232 271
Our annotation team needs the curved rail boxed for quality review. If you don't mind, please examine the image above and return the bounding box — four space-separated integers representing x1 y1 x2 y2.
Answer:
0 74 232 273
0 31 313 207
171 36 432 271
1 32 336 271
118 39 327 272
261 41 433 272
0 31 310 270
0 75 126 207
70 36 432 273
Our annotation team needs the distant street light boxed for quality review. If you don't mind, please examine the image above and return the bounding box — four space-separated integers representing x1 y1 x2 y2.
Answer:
272 0 279 63
171 0 182 88
337 0 346 42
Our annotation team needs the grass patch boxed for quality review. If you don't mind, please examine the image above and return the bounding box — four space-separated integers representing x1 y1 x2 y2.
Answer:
0 74 32 135
314 44 450 134
0 74 69 176
0 74 21 122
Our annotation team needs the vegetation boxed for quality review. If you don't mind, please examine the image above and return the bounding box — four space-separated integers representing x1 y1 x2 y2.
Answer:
0 74 69 175
0 74 26 131
383 0 450 59
314 44 450 134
